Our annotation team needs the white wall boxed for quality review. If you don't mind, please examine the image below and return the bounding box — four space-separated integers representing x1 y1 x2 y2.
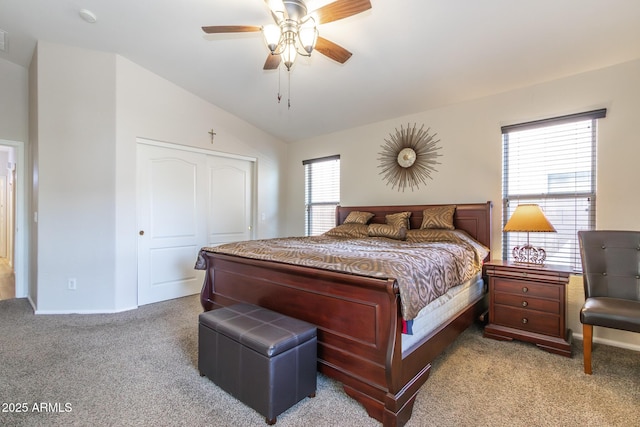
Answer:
286 59 640 350
31 42 287 313
114 55 287 310
34 42 117 312
0 57 28 142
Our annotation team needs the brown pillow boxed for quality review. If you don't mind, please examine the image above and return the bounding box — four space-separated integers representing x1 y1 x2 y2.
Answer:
343 211 375 224
368 224 407 240
324 223 369 238
385 211 411 229
420 205 456 230
406 229 457 243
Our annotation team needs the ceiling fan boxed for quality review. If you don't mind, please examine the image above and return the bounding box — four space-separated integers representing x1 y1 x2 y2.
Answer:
202 0 372 71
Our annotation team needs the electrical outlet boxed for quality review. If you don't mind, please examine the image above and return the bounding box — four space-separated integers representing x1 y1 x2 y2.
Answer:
68 278 77 290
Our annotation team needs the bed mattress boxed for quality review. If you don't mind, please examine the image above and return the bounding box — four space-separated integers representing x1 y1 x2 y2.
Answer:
402 272 485 354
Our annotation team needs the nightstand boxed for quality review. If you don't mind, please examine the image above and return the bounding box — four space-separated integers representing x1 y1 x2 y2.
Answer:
483 260 573 357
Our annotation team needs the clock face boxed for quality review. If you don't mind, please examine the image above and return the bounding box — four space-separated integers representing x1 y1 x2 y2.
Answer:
397 148 416 168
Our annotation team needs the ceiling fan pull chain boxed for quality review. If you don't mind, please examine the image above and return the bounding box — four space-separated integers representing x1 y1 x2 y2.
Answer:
277 66 282 103
288 70 291 110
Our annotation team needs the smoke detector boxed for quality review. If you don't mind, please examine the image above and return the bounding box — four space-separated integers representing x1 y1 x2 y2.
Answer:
79 9 97 24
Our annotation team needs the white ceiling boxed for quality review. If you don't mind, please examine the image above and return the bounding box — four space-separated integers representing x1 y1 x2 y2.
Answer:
2 0 640 143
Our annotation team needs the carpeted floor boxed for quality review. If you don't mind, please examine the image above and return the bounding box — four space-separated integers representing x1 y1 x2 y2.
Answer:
1 295 638 426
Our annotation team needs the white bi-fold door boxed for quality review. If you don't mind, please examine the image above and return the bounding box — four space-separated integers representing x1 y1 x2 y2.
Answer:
137 141 254 306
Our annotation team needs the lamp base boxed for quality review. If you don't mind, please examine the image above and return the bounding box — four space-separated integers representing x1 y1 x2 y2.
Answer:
512 244 546 265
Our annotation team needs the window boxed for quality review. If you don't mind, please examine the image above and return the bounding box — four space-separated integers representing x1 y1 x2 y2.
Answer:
502 109 606 271
303 155 340 236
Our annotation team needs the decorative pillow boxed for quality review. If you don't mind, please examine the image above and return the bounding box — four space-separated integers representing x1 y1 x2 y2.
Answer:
368 224 407 240
343 211 375 224
406 229 458 243
420 205 456 230
324 223 369 238
385 211 411 229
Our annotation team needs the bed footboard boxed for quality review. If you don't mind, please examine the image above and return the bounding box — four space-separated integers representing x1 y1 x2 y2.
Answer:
200 251 426 425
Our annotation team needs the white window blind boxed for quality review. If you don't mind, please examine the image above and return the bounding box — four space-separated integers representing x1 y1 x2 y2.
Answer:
502 109 606 271
303 155 340 236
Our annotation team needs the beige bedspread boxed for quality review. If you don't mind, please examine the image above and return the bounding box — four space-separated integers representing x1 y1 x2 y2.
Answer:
196 230 488 320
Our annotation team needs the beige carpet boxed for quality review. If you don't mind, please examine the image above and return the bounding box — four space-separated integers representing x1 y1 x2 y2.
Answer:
0 295 638 426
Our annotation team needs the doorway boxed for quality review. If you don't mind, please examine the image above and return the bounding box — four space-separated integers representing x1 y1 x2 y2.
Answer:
0 143 17 301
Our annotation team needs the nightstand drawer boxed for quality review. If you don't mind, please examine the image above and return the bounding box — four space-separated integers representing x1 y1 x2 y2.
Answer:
485 267 565 283
494 278 560 300
494 306 560 336
494 292 560 313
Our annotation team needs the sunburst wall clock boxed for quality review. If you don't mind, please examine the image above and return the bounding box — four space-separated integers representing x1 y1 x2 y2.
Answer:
377 123 442 192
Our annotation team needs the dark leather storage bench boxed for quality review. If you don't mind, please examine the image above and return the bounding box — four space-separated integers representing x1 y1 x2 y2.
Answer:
198 303 317 424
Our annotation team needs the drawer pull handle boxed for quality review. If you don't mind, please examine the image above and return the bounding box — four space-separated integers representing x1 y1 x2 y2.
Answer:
522 301 528 307
522 287 528 293
522 318 528 324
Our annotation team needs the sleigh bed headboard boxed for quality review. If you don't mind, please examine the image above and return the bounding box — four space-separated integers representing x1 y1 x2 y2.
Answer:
336 201 492 251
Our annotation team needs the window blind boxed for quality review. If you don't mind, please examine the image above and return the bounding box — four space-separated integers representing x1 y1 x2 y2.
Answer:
502 109 605 271
303 155 340 236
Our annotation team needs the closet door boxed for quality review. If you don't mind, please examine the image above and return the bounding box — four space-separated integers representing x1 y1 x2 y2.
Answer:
137 144 207 306
207 155 253 246
137 142 254 306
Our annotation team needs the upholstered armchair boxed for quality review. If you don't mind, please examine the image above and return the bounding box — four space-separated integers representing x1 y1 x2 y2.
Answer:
578 230 640 374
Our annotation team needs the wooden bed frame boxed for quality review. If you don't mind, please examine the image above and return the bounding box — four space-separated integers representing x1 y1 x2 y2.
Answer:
199 202 492 426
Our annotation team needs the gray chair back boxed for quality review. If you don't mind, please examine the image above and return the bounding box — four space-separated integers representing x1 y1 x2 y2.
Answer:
578 230 640 301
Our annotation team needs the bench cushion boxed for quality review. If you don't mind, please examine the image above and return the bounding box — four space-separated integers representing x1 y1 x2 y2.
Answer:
198 303 317 357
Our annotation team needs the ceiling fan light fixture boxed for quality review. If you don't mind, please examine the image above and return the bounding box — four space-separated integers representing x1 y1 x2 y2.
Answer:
298 21 318 54
260 1 319 69
283 40 297 70
262 24 282 52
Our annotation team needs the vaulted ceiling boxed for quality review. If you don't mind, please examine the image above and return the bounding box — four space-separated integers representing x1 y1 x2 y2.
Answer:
2 0 640 142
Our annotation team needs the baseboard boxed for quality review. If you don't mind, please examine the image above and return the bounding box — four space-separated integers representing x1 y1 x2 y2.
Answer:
573 332 640 352
34 305 138 315
27 295 36 311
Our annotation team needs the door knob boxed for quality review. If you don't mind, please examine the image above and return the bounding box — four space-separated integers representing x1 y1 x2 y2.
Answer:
139 230 144 236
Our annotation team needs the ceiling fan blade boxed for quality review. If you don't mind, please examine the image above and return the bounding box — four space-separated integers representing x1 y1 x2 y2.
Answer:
311 0 372 25
202 25 262 34
264 54 282 70
314 37 352 64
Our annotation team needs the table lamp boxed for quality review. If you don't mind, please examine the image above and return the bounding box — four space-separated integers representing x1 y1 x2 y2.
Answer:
503 204 556 265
